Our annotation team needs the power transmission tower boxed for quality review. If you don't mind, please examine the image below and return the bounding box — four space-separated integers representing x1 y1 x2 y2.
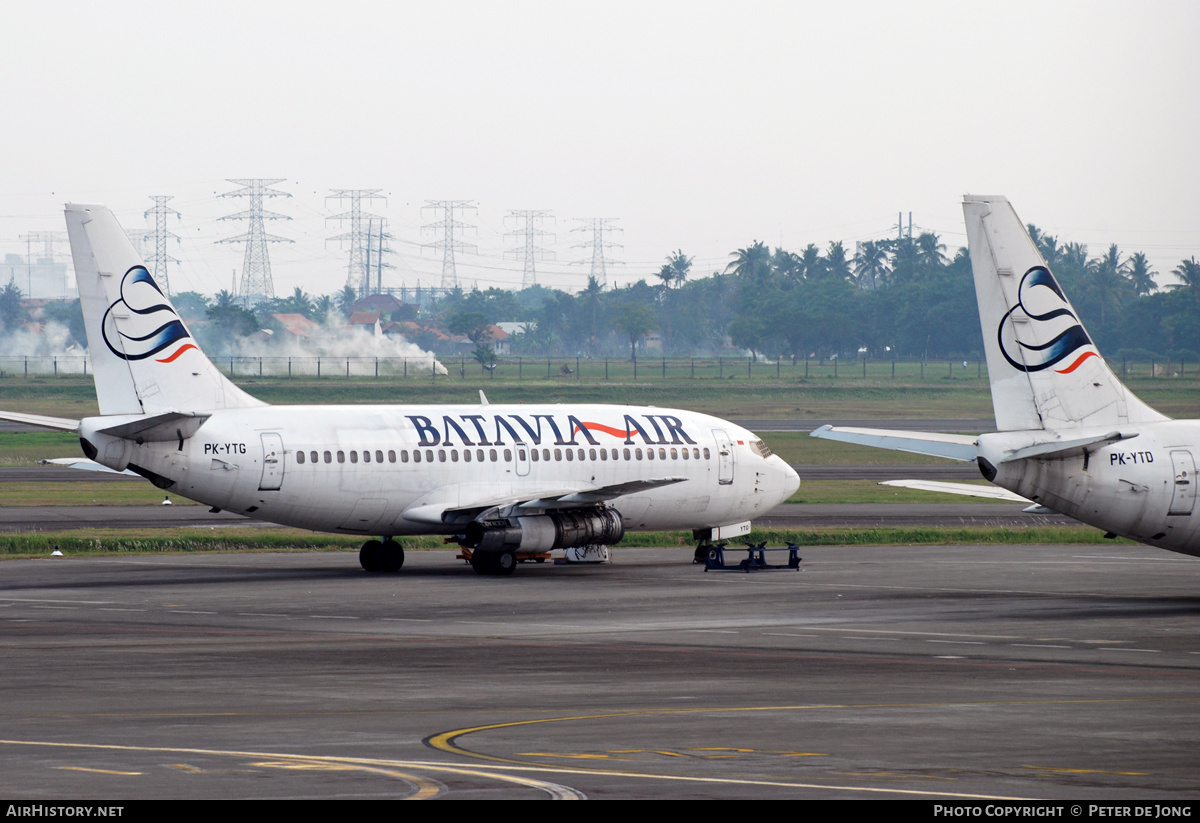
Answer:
505 210 554 289
144 196 181 294
216 179 292 305
571 218 623 288
327 189 391 298
422 200 476 290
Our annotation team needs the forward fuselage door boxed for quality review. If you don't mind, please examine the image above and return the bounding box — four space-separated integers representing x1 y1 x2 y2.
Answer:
713 429 734 485
259 432 285 491
1168 450 1196 516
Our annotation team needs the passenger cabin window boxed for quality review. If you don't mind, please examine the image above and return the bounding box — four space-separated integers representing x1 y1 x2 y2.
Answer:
310 451 318 464
323 450 332 464
337 451 345 463
350 451 358 464
297 451 305 464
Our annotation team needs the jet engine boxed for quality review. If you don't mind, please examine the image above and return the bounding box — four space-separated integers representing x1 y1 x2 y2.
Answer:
461 507 624 552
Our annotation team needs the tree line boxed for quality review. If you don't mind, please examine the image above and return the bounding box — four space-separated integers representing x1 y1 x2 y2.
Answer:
4 228 1198 363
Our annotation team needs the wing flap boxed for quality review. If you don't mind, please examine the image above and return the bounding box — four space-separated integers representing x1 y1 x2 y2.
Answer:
400 477 689 526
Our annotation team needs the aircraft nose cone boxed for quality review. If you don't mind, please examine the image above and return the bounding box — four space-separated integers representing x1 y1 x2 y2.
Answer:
778 458 800 501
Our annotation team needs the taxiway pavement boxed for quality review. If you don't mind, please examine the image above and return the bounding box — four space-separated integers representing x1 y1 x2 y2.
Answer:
2 545 1197 799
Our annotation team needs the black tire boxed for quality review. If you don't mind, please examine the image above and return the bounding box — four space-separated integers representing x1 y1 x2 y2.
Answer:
359 540 383 572
470 551 495 575
380 539 404 572
495 550 517 576
707 547 721 562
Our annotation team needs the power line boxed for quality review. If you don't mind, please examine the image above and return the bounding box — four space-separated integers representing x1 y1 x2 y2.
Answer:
216 178 293 304
504 209 555 288
326 189 390 297
571 217 622 288
422 200 476 290
144 196 181 295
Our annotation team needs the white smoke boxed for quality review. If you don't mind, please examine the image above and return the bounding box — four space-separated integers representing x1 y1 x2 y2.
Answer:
0 322 89 374
227 317 448 377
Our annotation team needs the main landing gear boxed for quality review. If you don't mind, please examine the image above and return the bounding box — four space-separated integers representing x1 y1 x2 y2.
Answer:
469 548 517 577
359 538 405 573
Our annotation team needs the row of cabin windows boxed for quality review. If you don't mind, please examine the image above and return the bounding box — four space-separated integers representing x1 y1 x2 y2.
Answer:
294 446 712 465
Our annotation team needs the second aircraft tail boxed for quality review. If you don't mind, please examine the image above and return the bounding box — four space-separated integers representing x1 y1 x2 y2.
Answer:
962 195 1166 432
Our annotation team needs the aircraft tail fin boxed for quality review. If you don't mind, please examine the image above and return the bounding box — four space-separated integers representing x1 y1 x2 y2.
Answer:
65 204 266 416
962 195 1166 431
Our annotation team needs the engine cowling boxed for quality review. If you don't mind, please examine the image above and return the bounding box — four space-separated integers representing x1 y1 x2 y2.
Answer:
462 508 625 552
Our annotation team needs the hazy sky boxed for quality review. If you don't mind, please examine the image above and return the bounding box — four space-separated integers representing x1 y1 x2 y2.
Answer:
3 1 1199 297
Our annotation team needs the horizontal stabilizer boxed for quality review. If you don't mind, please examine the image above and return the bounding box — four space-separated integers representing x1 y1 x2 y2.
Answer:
879 479 1029 502
811 425 977 462
96 411 210 443
0 410 80 432
40 457 137 475
998 431 1134 463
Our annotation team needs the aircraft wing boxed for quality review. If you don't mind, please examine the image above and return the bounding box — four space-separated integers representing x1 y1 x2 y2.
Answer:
878 479 1029 502
402 477 689 526
0 410 80 432
810 425 978 462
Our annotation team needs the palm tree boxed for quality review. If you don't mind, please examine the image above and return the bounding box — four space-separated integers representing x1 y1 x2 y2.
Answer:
279 287 314 318
915 232 948 274
1085 244 1130 325
725 241 772 282
654 263 674 292
1126 252 1157 296
1170 257 1200 299
798 244 825 280
853 240 890 291
824 241 852 282
666 249 692 288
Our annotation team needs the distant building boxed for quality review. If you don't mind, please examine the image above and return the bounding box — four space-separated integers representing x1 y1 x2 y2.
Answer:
272 313 321 341
4 254 72 300
348 311 382 337
351 294 406 317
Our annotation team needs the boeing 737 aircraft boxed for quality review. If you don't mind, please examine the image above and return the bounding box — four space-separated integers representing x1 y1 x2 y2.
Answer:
0 204 798 575
813 195 1199 557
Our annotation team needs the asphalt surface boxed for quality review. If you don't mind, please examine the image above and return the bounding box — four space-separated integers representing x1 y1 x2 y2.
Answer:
2 545 1197 799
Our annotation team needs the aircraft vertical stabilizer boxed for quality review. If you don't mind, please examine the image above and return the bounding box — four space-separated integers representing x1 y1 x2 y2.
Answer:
65 204 265 416
962 195 1166 431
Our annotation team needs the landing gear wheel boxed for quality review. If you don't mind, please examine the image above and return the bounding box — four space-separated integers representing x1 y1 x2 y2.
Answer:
380 539 404 572
707 546 720 562
693 544 710 563
359 540 383 572
495 549 517 576
470 551 495 575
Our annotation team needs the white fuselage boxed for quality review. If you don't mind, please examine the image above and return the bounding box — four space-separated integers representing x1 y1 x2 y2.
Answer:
81 403 799 538
981 420 1200 555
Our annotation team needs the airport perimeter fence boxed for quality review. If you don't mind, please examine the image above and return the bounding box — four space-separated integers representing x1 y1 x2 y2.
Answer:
2 354 1198 383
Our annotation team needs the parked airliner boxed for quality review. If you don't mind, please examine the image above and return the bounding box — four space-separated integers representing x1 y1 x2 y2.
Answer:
813 195 1200 556
0 204 799 575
